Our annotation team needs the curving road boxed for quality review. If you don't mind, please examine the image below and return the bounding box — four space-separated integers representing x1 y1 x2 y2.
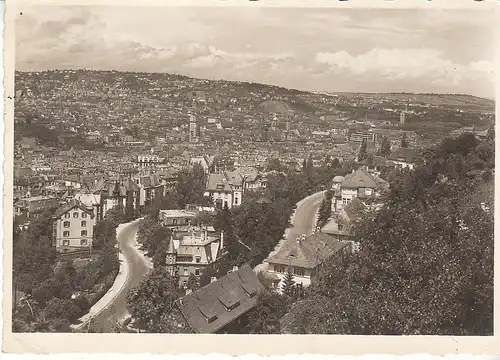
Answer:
88 219 151 332
255 190 326 272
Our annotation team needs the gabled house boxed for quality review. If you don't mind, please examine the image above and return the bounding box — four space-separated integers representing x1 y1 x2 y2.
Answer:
52 200 96 252
204 172 244 209
169 264 264 333
159 209 197 228
166 227 225 287
321 197 366 241
266 233 350 292
387 148 419 170
233 166 265 190
333 168 388 212
14 195 60 221
93 176 140 216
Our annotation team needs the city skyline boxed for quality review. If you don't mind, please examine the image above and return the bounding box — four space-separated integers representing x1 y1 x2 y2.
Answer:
16 6 496 99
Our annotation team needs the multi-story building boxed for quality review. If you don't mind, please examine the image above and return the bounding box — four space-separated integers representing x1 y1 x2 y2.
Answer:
52 200 96 252
204 171 244 209
266 233 350 293
387 148 419 170
189 115 200 143
14 195 60 221
349 132 378 145
159 209 197 228
166 227 225 287
332 168 388 212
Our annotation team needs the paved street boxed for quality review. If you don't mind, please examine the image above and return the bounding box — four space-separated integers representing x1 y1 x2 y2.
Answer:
88 219 150 332
255 190 326 272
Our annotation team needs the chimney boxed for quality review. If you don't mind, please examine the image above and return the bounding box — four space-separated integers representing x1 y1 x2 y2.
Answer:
210 277 217 284
220 230 224 250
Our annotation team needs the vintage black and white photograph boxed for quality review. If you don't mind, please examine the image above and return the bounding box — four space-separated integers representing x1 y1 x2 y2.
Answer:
6 1 496 340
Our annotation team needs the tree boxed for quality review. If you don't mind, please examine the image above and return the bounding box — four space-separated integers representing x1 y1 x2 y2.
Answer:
284 133 494 335
247 291 289 334
186 274 199 291
358 138 368 162
126 268 181 332
281 270 295 298
176 163 207 208
379 136 391 157
316 191 333 229
199 266 217 287
401 132 409 148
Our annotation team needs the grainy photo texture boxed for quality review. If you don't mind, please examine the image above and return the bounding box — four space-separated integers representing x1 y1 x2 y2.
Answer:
10 4 495 336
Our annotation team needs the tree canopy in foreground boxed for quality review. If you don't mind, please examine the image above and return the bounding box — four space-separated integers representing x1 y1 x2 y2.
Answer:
282 132 494 335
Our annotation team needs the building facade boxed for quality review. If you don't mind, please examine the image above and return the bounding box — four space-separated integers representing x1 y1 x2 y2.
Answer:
52 200 96 252
166 227 225 287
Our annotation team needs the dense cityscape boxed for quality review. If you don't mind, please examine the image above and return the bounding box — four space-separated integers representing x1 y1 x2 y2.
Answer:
12 69 494 335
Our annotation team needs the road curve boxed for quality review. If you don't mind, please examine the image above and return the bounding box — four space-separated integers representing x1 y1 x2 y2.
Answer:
255 190 326 272
88 219 151 332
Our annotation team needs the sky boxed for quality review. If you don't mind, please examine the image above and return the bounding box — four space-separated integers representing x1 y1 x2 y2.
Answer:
15 6 496 98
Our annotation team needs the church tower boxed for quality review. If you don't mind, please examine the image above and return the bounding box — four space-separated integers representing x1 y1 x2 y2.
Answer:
165 236 177 276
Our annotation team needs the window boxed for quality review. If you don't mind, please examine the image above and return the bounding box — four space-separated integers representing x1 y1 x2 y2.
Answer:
63 231 70 237
342 198 349 205
183 268 188 276
234 197 239 205
195 268 200 276
81 230 87 236
81 221 87 227
81 212 87 218
73 212 79 218
338 224 344 231
195 256 201 263
63 221 70 228
63 240 70 246
294 267 305 276
64 213 70 219
172 219 178 225
275 265 285 273
80 239 87 246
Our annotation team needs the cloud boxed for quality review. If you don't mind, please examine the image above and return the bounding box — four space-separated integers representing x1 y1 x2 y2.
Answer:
315 48 494 87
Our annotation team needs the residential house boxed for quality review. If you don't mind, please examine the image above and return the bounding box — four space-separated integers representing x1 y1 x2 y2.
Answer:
168 264 264 333
332 168 388 212
266 233 350 293
93 177 140 216
233 166 266 190
74 192 102 221
159 209 197 228
14 195 60 221
204 171 244 209
52 200 96 252
321 197 366 241
387 148 419 170
166 227 225 287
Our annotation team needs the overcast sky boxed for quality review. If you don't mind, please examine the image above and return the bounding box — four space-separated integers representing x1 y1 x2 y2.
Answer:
16 6 496 98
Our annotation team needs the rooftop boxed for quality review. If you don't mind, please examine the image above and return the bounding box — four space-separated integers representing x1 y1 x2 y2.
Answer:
176 264 264 333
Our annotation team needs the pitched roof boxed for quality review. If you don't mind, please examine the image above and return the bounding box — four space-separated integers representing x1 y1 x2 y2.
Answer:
176 264 264 333
341 168 377 189
267 233 348 269
206 173 232 192
53 199 94 219
388 148 419 163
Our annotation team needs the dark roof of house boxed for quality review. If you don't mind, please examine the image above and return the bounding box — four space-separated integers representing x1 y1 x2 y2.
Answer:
341 168 378 189
387 148 419 163
267 233 348 269
176 264 264 333
53 199 94 219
